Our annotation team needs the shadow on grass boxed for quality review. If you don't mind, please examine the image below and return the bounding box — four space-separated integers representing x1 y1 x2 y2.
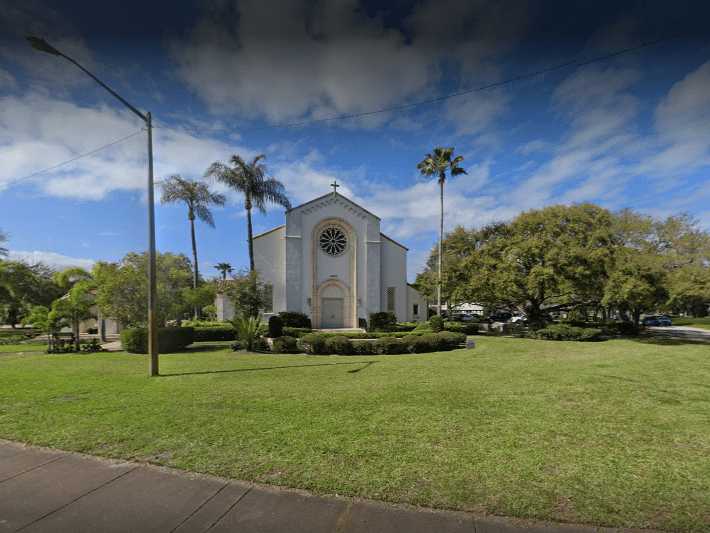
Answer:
159 360 379 378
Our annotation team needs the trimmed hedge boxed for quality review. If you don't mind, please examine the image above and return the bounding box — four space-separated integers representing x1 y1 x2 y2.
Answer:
443 321 478 335
283 326 312 338
121 327 194 354
268 315 284 338
271 335 299 353
429 315 444 332
193 326 235 342
324 335 353 355
374 337 407 354
369 311 397 332
532 324 602 341
298 333 328 355
278 311 311 328
437 331 467 349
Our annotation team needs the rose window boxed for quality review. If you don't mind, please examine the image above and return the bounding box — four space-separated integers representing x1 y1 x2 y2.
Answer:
319 226 347 256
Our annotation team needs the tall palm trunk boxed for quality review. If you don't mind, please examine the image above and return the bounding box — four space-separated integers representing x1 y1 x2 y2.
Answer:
438 176 444 316
245 197 255 272
189 209 199 320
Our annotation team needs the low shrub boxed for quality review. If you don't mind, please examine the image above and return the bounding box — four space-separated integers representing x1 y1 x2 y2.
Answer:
80 339 105 353
374 336 407 354
121 327 194 354
429 315 445 332
324 335 353 355
395 322 417 332
0 335 27 345
268 315 284 338
231 340 243 351
532 324 602 341
282 326 312 338
443 321 478 335
271 335 299 353
437 331 466 349
352 340 376 355
182 320 232 328
299 333 328 355
193 326 235 342
403 334 438 353
369 311 397 332
278 311 311 328
602 321 639 336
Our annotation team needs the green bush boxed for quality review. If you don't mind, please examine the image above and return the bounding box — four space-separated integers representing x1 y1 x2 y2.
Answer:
192 326 235 342
374 336 407 354
271 335 299 353
403 334 438 353
121 327 194 354
268 315 284 338
429 315 444 332
231 340 243 351
437 331 466 349
602 321 639 336
352 340 376 355
182 320 231 328
278 311 311 328
532 324 602 341
299 333 328 355
282 326 312 338
443 321 478 335
369 312 397 332
395 322 417 332
324 335 353 355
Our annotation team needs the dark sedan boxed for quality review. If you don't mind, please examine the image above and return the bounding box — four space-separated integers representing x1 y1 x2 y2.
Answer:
642 315 672 326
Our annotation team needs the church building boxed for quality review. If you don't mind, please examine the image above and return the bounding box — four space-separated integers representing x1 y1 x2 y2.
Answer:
217 184 427 328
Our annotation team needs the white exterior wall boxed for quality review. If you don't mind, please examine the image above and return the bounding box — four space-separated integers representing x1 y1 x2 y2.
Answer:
380 235 408 322
246 192 419 329
253 225 286 315
407 285 427 322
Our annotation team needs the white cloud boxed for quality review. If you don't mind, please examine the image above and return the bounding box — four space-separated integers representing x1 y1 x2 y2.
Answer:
0 92 251 200
171 0 527 126
7 250 95 270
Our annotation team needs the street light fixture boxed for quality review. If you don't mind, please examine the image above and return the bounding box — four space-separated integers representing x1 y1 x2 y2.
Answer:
27 35 160 377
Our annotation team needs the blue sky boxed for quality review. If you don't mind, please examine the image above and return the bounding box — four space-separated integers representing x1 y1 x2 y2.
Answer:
1 0 709 280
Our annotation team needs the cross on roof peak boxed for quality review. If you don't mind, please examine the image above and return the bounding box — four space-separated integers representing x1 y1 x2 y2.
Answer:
330 180 340 193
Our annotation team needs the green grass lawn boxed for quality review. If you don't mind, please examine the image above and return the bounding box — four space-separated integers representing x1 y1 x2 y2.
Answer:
672 316 710 330
0 343 47 354
1 338 709 531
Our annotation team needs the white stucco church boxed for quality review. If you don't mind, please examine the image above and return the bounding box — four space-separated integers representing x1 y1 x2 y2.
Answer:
217 184 427 328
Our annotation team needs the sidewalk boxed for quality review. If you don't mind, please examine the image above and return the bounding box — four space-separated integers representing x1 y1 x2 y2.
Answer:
0 440 648 533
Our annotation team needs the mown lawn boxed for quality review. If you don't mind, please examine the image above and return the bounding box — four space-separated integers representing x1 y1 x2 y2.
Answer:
1 337 709 531
0 343 47 354
672 316 710 330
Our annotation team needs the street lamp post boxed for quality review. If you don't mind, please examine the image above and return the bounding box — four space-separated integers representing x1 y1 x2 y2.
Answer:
27 36 160 377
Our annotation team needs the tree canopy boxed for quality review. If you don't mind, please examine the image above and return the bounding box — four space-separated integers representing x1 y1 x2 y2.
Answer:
416 204 710 325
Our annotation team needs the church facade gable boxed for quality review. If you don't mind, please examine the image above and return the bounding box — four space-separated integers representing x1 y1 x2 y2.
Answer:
245 190 425 328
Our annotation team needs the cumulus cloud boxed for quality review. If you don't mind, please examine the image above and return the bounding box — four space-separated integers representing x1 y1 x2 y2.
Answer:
0 92 250 200
7 250 95 270
171 0 527 125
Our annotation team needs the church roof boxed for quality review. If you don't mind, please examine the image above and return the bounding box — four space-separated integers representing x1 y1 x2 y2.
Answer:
252 225 285 240
286 191 381 221
381 233 408 251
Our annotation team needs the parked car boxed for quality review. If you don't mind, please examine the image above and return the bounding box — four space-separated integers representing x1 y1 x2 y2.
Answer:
642 315 672 326
510 314 527 324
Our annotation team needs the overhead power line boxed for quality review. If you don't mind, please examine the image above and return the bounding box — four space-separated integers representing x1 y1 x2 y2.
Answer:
10 128 145 184
264 34 678 129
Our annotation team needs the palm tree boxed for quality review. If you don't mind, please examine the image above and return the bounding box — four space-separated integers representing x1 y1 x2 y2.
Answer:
160 175 226 318
205 155 291 272
214 262 233 281
417 147 467 316
0 229 8 256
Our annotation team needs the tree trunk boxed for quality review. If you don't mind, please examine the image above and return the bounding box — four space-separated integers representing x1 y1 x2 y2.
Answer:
73 316 80 352
437 177 444 316
189 211 199 320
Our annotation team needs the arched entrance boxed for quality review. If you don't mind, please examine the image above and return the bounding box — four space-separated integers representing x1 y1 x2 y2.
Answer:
314 279 353 329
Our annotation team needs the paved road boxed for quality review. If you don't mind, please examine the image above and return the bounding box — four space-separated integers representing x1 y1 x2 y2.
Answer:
645 325 710 343
0 440 648 533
